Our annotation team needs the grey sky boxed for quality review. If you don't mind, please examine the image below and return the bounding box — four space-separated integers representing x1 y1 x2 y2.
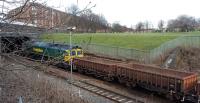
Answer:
44 0 200 28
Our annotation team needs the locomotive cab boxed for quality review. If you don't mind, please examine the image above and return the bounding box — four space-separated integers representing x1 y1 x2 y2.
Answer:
64 49 77 63
76 48 83 58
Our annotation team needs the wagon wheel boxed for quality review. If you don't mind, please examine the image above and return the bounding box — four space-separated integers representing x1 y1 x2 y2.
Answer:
104 76 114 82
131 82 136 88
72 64 77 71
77 67 84 74
174 94 181 102
85 69 92 75
118 76 125 84
125 81 132 88
166 93 174 101
94 73 99 78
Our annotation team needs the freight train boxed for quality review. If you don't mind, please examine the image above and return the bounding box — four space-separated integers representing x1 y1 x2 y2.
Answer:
23 41 200 102
23 41 83 65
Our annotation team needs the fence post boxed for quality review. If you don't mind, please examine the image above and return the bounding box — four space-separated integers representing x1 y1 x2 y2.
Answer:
0 36 1 67
131 48 133 60
148 50 151 64
116 46 119 58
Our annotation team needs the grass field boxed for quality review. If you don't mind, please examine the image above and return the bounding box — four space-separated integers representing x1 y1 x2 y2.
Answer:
40 32 200 50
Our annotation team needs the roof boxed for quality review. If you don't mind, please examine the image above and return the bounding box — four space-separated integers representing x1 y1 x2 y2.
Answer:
32 41 80 50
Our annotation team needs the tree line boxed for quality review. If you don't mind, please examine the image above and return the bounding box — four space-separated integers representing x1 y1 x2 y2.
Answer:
113 15 200 33
67 4 109 33
71 11 200 33
166 15 200 32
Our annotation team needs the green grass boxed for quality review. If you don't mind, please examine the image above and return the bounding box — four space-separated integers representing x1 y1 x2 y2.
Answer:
40 32 200 50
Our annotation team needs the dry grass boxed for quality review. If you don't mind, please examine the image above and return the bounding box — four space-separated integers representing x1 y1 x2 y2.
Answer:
0 56 88 103
154 47 200 72
176 47 200 72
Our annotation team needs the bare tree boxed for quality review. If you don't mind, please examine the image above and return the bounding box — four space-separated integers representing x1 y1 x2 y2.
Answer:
144 21 150 31
79 10 109 33
136 22 144 32
197 18 200 31
111 22 123 32
0 0 35 23
177 15 196 32
158 20 164 32
167 15 197 32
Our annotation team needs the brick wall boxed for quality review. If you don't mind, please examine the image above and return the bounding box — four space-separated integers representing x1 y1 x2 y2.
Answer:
7 3 68 29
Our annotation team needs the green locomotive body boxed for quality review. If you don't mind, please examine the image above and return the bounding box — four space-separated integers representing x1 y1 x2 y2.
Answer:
24 41 83 63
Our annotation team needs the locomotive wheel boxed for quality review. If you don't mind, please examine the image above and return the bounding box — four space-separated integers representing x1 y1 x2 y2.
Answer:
47 58 54 65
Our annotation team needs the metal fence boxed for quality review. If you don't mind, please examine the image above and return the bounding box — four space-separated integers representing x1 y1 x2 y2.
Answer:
79 43 148 62
77 36 200 64
149 36 200 63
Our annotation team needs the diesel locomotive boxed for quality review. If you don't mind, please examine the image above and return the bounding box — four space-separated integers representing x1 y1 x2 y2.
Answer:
23 41 83 65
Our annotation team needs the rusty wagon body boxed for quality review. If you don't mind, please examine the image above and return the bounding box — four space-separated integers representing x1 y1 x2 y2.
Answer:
116 63 197 98
73 56 199 102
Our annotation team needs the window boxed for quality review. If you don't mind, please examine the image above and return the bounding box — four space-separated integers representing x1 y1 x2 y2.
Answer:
77 50 82 55
71 51 76 56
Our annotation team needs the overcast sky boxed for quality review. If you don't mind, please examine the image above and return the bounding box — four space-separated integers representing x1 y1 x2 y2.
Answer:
46 0 200 28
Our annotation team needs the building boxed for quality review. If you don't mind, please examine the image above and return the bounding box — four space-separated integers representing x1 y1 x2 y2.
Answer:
7 2 110 33
7 2 69 29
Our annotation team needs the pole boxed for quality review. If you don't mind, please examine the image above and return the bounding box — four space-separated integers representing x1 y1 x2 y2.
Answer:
70 31 73 83
2 1 4 14
0 36 2 67
68 30 73 102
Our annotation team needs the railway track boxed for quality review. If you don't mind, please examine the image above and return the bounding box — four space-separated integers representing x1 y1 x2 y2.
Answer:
70 80 145 103
3 54 146 103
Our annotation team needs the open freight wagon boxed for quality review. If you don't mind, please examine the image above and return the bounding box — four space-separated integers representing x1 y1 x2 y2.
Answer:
74 56 200 102
116 63 198 100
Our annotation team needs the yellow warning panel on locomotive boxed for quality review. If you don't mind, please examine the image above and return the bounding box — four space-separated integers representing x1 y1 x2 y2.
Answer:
33 48 43 53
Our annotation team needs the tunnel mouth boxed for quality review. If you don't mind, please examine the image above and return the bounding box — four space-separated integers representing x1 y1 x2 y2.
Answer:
1 36 30 53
